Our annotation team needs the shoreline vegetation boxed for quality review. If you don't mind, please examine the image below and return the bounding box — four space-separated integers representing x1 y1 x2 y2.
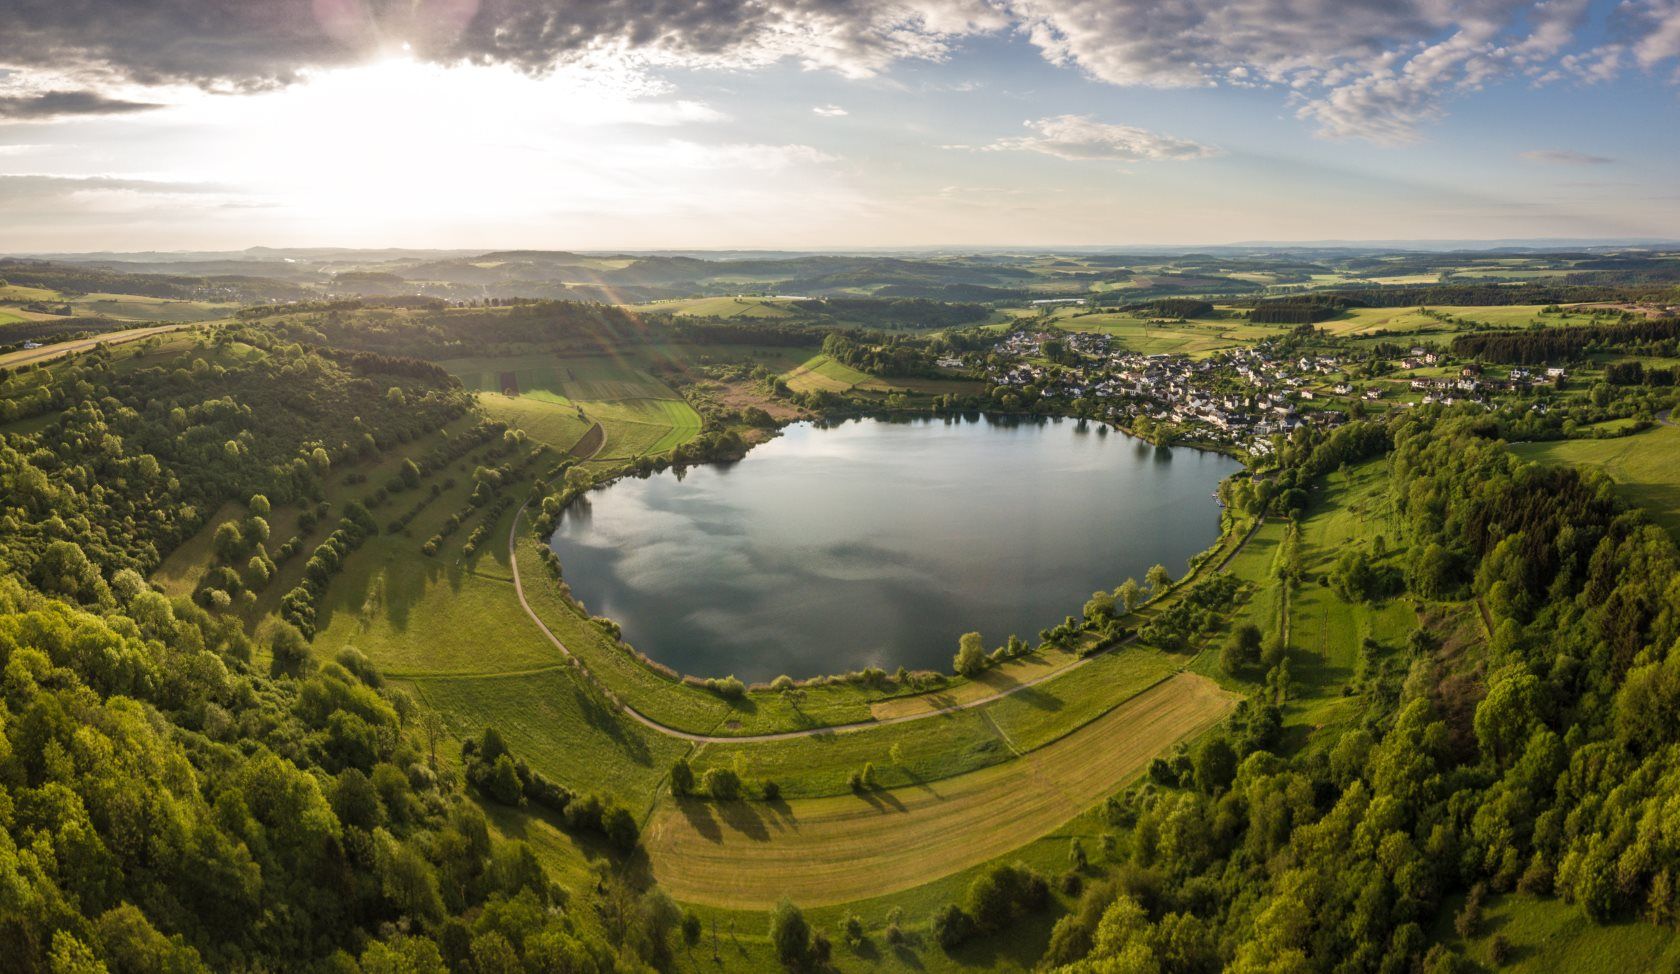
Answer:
517 408 1254 735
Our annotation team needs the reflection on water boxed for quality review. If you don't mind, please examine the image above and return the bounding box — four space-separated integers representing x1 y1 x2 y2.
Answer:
549 417 1239 681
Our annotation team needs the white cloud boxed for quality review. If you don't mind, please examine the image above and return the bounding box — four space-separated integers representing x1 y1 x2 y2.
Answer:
985 115 1218 162
813 104 850 117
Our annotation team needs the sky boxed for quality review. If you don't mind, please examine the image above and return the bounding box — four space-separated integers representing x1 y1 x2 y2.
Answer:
1 0 1678 252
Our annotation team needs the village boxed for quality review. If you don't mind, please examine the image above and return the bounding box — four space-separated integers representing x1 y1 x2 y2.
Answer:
973 327 1567 456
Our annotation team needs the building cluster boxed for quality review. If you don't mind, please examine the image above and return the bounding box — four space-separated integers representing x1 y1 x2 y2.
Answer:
969 328 1565 457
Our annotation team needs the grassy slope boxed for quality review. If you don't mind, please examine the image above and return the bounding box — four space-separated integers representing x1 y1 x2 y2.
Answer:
645 673 1234 908
1510 423 1680 537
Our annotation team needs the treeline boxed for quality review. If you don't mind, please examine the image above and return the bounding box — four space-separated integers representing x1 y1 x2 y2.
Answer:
0 257 309 302
1452 317 1680 363
790 297 991 329
1119 298 1215 318
820 331 939 377
1247 295 1360 324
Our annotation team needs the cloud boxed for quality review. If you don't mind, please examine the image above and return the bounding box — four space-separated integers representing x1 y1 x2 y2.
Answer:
813 104 849 116
0 89 161 120
3 0 1680 146
1007 0 1644 142
1520 149 1617 165
985 115 1218 162
0 0 1006 89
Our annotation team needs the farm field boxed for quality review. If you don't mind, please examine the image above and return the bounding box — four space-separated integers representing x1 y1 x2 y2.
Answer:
442 352 703 459
1319 303 1602 339
640 295 807 318
782 353 876 393
69 292 238 322
1047 312 1279 358
643 672 1235 908
1510 423 1680 536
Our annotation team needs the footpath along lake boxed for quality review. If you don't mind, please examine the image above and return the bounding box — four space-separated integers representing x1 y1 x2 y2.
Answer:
549 415 1240 681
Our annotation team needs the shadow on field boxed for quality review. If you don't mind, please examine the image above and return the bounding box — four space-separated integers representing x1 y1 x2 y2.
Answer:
672 797 791 843
674 798 722 843
571 686 654 766
855 788 906 813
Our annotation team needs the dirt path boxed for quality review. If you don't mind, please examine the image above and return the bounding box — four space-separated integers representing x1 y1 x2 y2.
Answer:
507 509 1268 744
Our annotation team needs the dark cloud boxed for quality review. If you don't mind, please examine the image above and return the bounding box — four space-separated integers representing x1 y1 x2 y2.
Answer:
0 89 161 120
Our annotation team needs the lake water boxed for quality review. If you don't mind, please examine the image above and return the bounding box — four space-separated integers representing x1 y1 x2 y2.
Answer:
549 416 1240 681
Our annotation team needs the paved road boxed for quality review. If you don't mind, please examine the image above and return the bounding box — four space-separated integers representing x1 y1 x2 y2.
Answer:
0 322 195 368
505 499 1271 744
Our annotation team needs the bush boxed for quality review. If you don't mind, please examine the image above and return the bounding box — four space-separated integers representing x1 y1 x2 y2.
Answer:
932 904 974 951
703 767 741 801
770 899 812 970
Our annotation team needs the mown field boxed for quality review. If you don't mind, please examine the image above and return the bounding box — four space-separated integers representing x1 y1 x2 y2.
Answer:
644 672 1235 908
1510 422 1680 536
1047 312 1279 358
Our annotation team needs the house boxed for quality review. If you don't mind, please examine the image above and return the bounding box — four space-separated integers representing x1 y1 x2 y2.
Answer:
935 356 964 369
1364 388 1383 400
1332 383 1352 395
1546 367 1567 378
20 340 41 350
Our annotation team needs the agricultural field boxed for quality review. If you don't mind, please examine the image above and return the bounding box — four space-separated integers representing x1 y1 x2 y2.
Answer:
1046 311 1280 358
640 295 807 319
781 353 877 393
1511 422 1680 536
68 292 238 322
1319 303 1602 340
442 352 703 459
643 672 1235 908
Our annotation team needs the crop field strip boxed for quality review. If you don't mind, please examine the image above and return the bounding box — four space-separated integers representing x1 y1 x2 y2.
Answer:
642 672 1237 908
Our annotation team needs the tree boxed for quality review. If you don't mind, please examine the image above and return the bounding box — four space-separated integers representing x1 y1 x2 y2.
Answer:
269 621 312 677
1192 736 1237 794
1115 578 1142 613
954 631 987 676
1220 623 1263 675
770 899 812 970
703 767 741 801
1146 564 1172 597
670 759 695 796
1083 589 1116 623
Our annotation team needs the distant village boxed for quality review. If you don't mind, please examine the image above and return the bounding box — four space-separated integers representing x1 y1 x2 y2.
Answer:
958 329 1566 457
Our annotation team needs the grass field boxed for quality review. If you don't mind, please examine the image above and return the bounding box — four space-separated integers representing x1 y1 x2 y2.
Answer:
1282 461 1417 735
443 353 703 459
1445 893 1680 972
782 354 876 394
1510 423 1680 536
644 672 1234 908
1047 312 1279 358
1319 304 1602 340
69 293 238 322
642 296 807 319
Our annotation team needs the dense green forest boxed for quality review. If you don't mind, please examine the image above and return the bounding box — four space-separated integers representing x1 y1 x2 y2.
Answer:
1035 414 1680 972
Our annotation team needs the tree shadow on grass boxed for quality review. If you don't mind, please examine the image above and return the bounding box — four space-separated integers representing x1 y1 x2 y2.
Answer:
714 799 772 841
572 685 654 766
854 788 907 814
998 683 1063 712
673 797 722 843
